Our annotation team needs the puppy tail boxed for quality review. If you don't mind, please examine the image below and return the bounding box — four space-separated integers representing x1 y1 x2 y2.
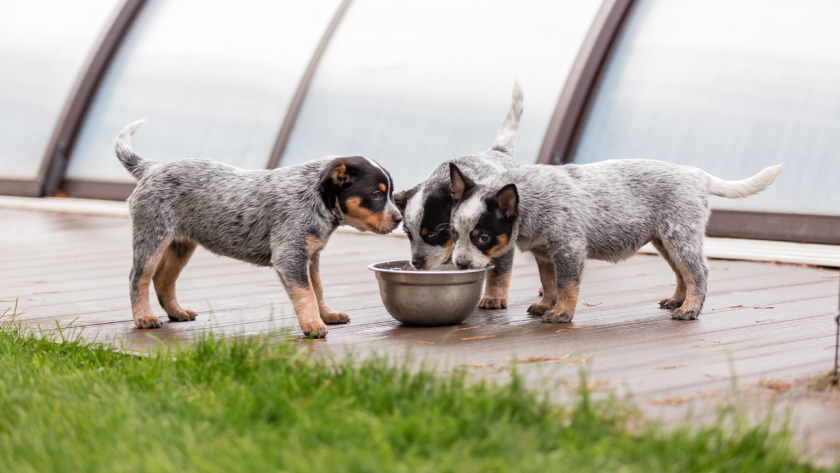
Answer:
491 80 524 156
706 163 783 199
115 119 152 179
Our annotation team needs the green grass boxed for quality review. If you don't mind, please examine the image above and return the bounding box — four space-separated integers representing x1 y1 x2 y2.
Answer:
0 320 833 473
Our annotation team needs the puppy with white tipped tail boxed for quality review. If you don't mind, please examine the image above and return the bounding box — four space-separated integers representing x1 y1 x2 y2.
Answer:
448 159 783 323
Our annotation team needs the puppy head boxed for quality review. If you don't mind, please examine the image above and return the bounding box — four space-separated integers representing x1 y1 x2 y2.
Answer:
450 164 518 269
320 156 401 234
398 182 454 270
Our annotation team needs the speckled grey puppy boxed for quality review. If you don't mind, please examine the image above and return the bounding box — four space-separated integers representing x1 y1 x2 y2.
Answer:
115 120 401 337
394 81 522 309
449 159 783 322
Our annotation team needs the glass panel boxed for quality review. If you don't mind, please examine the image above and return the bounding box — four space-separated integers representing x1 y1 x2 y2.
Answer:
280 0 602 189
574 0 840 216
0 0 119 180
67 0 341 183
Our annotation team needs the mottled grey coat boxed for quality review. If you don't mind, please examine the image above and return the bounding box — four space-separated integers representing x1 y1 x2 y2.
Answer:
451 159 783 322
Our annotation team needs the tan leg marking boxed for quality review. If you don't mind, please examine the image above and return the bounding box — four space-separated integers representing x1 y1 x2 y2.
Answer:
672 267 701 320
479 268 511 309
306 236 349 325
132 238 172 329
528 258 558 316
153 240 197 322
543 281 579 323
653 238 686 309
291 284 328 338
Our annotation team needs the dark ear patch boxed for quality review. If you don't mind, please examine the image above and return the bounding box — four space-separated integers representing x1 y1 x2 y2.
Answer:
449 163 475 201
495 184 518 219
319 158 350 190
394 184 419 214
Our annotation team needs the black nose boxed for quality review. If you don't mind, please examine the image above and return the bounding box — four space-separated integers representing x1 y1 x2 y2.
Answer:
411 257 425 268
456 260 469 270
393 214 402 225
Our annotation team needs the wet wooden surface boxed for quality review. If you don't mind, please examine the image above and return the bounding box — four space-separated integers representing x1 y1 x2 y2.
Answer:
3 207 840 462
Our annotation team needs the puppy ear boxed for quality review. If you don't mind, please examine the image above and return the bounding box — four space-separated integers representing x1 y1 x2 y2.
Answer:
495 184 518 219
319 158 350 191
449 163 475 201
394 184 419 214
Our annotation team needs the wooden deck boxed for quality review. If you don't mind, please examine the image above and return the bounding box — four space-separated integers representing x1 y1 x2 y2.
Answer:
3 207 839 461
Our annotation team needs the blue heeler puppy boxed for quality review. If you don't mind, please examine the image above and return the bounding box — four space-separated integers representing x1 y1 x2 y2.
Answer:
115 120 401 337
394 81 522 309
448 160 783 322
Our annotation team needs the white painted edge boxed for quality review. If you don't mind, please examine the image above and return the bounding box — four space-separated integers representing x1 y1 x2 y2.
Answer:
2 196 838 267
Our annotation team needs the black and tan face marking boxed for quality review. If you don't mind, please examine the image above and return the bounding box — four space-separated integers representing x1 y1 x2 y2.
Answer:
469 186 517 258
417 183 454 248
319 156 401 233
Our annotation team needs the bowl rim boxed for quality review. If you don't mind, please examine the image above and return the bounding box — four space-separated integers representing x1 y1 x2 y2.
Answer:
367 259 494 276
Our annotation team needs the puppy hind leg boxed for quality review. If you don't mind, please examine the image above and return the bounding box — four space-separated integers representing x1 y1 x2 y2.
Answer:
153 239 198 322
130 236 172 329
652 238 686 309
662 236 708 320
480 250 514 309
528 255 557 316
309 252 349 324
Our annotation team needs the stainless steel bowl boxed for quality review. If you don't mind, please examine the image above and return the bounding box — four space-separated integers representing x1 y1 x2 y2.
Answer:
368 260 492 326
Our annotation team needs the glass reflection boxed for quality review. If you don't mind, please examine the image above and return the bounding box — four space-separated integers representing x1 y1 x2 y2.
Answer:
280 0 601 190
575 0 840 216
0 0 119 180
67 0 341 183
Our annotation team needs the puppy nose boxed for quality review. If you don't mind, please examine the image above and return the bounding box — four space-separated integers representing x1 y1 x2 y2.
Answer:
411 257 424 268
456 260 469 270
393 214 402 225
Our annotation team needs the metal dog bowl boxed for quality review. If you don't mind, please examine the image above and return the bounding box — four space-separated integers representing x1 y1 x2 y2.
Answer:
368 260 492 326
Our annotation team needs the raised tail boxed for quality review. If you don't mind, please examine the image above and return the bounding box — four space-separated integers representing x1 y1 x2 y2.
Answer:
491 81 524 155
706 163 783 198
115 119 151 179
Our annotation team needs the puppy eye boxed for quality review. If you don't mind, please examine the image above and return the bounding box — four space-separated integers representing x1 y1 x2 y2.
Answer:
478 234 491 244
452 230 459 241
370 190 383 200
426 232 436 239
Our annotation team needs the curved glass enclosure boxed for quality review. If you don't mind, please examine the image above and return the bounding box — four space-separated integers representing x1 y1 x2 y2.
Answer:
574 0 840 216
66 0 341 183
0 0 119 180
279 0 602 190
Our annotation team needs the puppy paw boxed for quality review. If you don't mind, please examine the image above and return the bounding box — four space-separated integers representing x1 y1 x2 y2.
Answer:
301 320 328 338
479 297 507 309
527 302 553 316
542 311 574 323
167 308 196 322
672 308 700 320
659 298 683 309
321 310 350 324
134 314 162 329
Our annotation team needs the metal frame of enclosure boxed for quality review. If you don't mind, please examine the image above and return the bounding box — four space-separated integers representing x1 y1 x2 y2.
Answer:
1 0 838 244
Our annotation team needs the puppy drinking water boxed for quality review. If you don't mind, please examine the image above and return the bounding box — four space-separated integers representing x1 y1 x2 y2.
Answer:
115 120 401 337
449 159 782 322
394 81 523 309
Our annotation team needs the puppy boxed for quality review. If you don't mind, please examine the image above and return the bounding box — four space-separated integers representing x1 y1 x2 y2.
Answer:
394 81 523 309
449 159 783 322
115 120 401 337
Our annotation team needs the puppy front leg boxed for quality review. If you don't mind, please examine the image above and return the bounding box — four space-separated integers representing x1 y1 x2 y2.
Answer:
479 249 513 309
528 255 558 315
309 251 350 325
542 249 584 324
272 246 327 338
